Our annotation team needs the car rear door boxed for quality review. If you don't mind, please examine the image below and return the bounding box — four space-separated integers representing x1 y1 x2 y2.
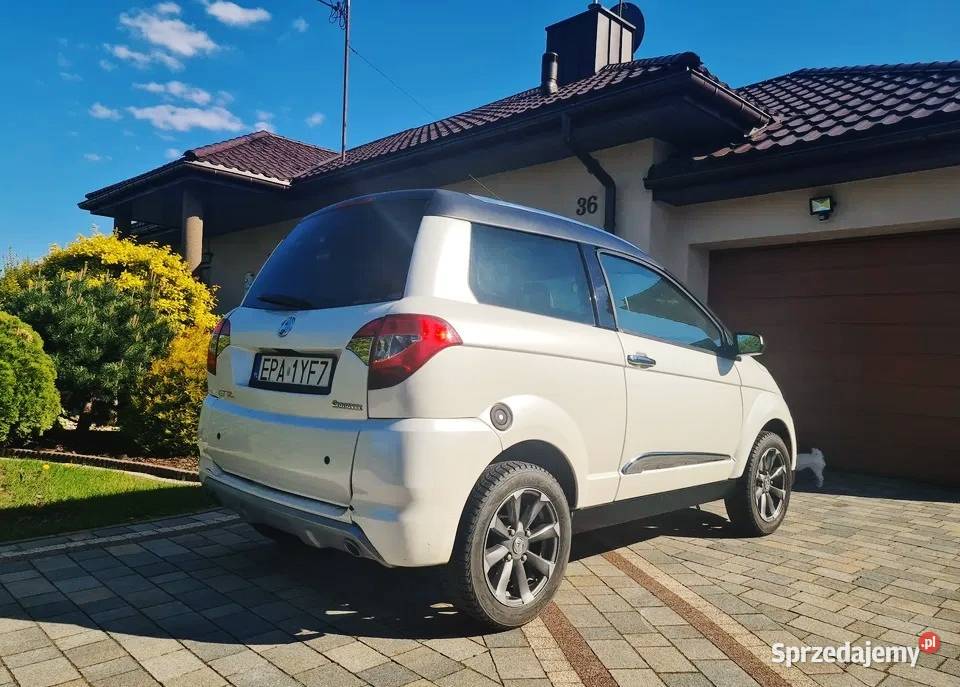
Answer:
596 252 742 501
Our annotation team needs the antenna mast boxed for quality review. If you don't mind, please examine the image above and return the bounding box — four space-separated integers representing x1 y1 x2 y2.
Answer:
316 0 351 160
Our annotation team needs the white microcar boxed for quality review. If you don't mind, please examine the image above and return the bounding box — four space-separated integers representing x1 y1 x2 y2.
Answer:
199 189 796 628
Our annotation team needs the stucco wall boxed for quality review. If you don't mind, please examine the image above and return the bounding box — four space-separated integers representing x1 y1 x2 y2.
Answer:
673 165 960 298
208 219 295 311
445 138 673 262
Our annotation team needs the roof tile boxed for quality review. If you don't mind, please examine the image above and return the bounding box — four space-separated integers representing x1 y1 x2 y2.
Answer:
708 61 960 160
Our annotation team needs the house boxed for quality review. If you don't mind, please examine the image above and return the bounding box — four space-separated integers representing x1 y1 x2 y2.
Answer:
80 4 960 484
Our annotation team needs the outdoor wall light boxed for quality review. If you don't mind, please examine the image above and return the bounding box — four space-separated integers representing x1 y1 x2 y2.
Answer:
809 195 835 221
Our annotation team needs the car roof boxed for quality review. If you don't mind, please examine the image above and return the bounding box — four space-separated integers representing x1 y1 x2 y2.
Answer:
318 189 657 264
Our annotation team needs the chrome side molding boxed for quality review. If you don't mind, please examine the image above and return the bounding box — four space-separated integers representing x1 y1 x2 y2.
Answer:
621 452 730 475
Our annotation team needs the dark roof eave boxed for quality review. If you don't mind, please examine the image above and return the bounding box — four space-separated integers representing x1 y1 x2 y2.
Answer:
293 68 767 189
79 160 289 214
645 119 960 205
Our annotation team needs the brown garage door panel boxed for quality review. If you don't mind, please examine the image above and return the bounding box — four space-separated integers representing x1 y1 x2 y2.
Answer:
709 229 960 484
735 323 960 357
709 230 960 274
714 262 960 300
716 292 959 326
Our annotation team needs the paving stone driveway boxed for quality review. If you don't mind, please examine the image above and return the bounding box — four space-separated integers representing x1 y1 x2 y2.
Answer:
1 473 958 687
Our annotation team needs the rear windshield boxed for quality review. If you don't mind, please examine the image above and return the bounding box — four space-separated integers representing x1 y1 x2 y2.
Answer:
245 198 426 311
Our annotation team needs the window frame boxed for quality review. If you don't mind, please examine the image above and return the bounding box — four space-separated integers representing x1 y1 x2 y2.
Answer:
467 223 600 328
594 248 736 357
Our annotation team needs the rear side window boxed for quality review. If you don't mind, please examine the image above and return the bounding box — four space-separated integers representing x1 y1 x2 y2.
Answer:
469 224 595 325
245 199 426 311
600 253 723 353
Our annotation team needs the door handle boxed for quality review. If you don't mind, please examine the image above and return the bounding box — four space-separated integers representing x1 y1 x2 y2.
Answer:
627 353 656 368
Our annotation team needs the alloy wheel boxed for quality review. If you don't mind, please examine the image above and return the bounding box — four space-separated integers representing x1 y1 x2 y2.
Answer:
483 488 560 607
755 447 787 522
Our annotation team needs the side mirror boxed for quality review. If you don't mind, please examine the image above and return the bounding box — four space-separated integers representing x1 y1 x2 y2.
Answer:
735 332 765 357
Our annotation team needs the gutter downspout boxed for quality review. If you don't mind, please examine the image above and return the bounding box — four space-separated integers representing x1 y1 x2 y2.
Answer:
562 113 617 233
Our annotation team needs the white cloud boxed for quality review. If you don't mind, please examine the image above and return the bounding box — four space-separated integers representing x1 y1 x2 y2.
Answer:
60 71 83 82
57 52 71 68
155 2 180 14
214 90 234 106
150 52 184 70
305 112 325 127
135 80 212 105
84 153 110 162
89 102 121 120
253 120 275 133
205 1 271 27
255 110 273 121
120 8 217 57
292 17 308 33
106 44 151 66
105 44 183 71
165 147 181 159
127 104 244 132
99 59 116 71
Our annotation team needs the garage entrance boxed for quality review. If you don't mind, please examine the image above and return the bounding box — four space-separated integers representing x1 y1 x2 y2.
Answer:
709 230 960 484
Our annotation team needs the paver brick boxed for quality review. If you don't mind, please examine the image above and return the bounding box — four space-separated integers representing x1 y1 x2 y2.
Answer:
297 663 365 687
588 639 646 669
359 660 422 687
261 643 328 674
324 640 390 672
490 647 546 679
10 656 81 687
396 646 462 680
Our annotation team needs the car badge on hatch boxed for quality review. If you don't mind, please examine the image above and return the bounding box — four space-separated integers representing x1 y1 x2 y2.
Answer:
277 316 296 338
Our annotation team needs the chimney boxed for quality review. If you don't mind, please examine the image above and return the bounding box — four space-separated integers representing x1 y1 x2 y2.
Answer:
541 52 559 95
544 3 642 87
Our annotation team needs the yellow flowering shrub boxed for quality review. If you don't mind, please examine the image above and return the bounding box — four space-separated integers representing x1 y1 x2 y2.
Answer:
120 326 209 456
22 234 217 333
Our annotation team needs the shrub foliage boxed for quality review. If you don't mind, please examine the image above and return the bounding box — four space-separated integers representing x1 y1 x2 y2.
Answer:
0 311 60 444
120 326 208 457
3 270 174 431
1 234 217 334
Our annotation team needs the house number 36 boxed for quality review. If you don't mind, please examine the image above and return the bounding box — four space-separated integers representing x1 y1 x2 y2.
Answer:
576 195 599 216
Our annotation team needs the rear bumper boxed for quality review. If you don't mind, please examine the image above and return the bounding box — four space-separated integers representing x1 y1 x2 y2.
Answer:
201 461 386 563
199 397 502 567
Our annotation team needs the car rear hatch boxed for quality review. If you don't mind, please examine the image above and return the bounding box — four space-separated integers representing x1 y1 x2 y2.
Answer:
203 196 427 506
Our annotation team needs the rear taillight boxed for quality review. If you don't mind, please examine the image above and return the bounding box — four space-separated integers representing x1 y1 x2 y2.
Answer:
207 318 231 374
347 314 461 390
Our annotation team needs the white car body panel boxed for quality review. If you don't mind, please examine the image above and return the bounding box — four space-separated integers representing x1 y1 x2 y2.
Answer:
198 191 795 568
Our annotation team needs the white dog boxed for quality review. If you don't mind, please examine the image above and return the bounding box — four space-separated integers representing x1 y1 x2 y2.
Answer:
795 448 825 488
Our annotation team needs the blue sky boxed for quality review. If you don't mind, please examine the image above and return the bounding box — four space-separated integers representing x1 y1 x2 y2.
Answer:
2 0 958 259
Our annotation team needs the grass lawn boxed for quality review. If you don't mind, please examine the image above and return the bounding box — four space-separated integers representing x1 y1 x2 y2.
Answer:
0 457 214 542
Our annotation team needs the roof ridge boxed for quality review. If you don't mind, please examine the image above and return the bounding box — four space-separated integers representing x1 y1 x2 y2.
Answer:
788 60 960 77
185 130 337 161
185 131 270 160
253 130 337 154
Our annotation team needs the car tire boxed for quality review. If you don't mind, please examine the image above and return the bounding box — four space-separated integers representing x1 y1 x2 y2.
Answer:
448 461 571 629
725 431 792 536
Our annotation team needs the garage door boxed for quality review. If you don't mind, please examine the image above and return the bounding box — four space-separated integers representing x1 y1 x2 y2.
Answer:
709 230 960 485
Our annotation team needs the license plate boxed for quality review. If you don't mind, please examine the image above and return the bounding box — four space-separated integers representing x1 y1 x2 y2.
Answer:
250 353 337 394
